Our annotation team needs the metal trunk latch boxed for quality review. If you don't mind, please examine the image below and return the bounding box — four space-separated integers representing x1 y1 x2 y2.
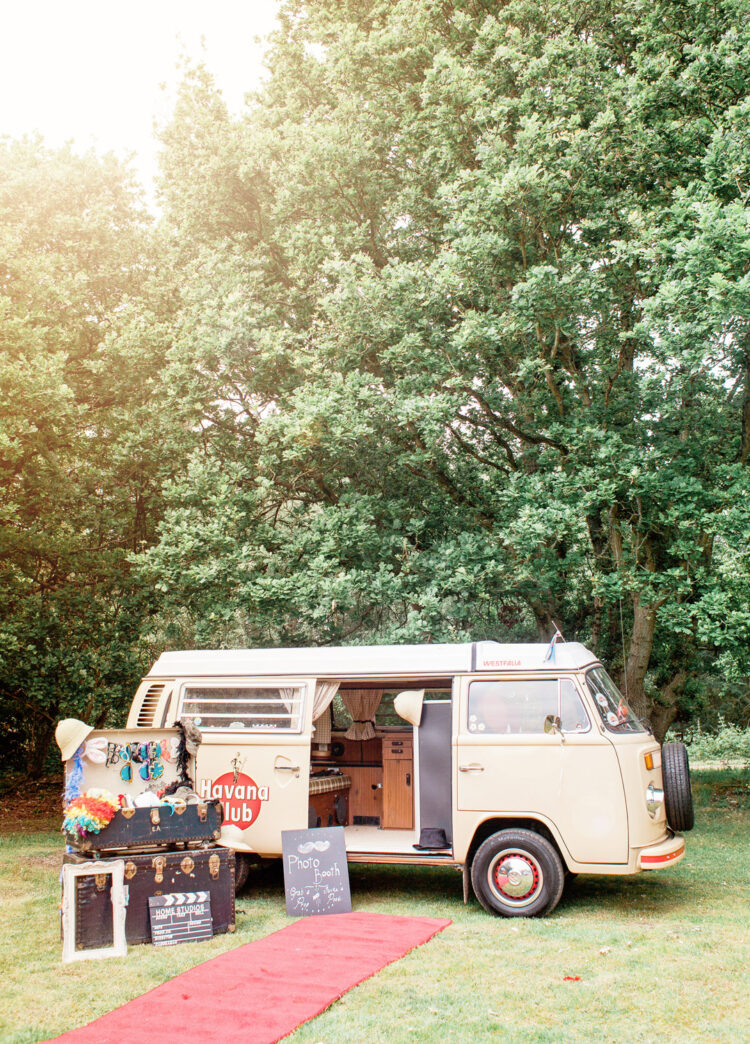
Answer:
152 855 166 884
208 853 221 880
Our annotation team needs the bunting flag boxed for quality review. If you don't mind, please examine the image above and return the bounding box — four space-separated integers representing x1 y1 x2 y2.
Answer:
543 628 563 662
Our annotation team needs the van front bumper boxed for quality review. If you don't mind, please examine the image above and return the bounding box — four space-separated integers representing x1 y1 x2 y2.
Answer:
638 831 686 870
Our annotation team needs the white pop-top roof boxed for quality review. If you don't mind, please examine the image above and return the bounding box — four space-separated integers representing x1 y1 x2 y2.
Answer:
146 641 599 680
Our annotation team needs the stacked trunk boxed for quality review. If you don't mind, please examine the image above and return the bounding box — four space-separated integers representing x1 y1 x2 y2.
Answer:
64 800 235 950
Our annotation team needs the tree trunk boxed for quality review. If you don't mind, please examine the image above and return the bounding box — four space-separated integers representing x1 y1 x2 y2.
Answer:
617 594 685 739
529 602 558 642
619 593 656 722
26 715 56 780
650 671 686 744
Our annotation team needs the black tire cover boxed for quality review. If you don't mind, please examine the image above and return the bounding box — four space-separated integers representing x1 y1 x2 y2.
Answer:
662 742 694 832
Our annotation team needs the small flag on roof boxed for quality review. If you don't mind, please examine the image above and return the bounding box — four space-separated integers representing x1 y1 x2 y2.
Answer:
543 627 563 662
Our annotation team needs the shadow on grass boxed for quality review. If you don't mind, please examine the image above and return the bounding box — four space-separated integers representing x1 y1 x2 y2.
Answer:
238 855 697 923
558 872 693 917
240 859 464 908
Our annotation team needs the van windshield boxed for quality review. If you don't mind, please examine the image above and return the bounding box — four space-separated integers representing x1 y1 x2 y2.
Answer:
585 667 646 733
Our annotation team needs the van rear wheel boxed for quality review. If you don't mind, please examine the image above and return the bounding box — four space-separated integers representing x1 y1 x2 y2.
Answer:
471 829 565 917
234 853 252 894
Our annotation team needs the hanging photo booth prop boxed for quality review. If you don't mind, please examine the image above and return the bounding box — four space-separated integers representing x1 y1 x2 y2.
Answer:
63 728 188 798
62 727 222 852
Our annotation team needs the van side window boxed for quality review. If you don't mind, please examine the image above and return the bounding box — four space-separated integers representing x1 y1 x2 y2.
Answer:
468 679 590 734
180 686 304 732
331 688 452 731
585 667 646 733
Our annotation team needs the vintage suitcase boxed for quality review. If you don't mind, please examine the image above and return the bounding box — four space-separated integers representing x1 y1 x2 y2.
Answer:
68 799 223 853
63 847 235 949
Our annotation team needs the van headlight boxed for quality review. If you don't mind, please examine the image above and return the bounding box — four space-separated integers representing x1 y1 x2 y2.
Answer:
646 782 664 818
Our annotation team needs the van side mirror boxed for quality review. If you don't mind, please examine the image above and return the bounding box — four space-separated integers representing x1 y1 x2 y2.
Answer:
544 714 564 739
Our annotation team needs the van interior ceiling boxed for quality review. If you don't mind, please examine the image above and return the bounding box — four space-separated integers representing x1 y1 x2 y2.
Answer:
308 678 453 857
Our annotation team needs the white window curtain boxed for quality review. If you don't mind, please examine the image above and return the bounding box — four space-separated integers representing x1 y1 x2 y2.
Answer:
312 681 340 745
342 689 383 740
279 687 296 713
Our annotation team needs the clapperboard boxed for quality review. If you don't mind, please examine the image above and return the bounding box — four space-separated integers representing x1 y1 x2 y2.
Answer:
148 891 213 946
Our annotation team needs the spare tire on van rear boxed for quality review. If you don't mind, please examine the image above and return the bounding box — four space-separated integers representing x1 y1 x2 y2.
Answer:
662 742 694 832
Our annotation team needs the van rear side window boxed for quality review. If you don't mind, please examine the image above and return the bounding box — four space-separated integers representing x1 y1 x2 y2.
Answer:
468 678 590 734
180 686 304 732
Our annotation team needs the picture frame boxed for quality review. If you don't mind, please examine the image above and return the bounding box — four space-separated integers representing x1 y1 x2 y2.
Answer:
61 859 127 963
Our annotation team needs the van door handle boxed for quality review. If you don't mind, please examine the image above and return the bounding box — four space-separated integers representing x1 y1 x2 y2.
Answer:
275 764 300 773
459 764 485 772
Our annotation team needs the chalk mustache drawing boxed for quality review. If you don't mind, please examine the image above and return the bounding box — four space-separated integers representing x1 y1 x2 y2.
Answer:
297 840 331 854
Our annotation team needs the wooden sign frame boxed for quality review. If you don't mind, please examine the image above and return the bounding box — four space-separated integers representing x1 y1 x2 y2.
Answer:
61 859 127 963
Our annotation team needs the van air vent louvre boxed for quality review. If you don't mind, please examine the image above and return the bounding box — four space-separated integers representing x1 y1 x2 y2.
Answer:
137 683 165 726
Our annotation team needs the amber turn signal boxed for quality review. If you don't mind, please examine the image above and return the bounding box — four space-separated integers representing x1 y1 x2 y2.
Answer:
644 752 654 770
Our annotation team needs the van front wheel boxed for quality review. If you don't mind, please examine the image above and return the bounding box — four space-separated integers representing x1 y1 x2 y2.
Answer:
471 829 565 917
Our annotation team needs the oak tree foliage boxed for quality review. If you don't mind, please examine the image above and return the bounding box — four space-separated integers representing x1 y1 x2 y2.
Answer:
0 139 174 773
5 1 750 768
141 0 750 739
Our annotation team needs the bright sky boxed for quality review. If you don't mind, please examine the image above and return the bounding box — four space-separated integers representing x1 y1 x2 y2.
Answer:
0 0 280 195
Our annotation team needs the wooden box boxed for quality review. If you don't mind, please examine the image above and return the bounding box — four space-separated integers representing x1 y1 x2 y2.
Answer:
63 847 235 949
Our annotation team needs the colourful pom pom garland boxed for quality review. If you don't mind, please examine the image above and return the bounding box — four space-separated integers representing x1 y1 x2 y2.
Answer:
62 788 120 838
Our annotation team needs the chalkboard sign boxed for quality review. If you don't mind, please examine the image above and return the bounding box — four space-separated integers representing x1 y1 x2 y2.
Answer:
281 826 352 917
148 891 213 946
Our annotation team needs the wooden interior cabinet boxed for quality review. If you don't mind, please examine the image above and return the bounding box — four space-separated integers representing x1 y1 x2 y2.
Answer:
321 731 413 829
347 765 383 822
382 733 414 829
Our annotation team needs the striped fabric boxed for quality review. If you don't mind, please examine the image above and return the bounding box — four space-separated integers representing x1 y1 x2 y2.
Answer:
308 774 352 796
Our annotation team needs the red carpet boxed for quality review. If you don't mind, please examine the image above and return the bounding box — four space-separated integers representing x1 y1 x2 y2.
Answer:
49 912 451 1044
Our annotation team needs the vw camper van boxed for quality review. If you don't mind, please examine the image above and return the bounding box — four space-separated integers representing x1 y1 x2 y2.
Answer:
125 640 693 917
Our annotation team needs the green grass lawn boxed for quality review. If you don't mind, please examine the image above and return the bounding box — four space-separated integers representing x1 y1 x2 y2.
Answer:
2 773 749 1044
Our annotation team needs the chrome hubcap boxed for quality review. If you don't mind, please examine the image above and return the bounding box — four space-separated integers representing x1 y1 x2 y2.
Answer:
489 850 543 907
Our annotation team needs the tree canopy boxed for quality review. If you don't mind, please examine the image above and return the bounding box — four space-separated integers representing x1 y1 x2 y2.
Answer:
141 0 750 740
0 139 174 772
4 0 750 769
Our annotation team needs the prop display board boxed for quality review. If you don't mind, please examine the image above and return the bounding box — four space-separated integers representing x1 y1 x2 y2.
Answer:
149 891 213 946
281 826 351 916
63 727 192 800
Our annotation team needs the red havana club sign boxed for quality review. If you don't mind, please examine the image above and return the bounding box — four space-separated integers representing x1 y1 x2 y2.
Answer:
198 772 269 826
